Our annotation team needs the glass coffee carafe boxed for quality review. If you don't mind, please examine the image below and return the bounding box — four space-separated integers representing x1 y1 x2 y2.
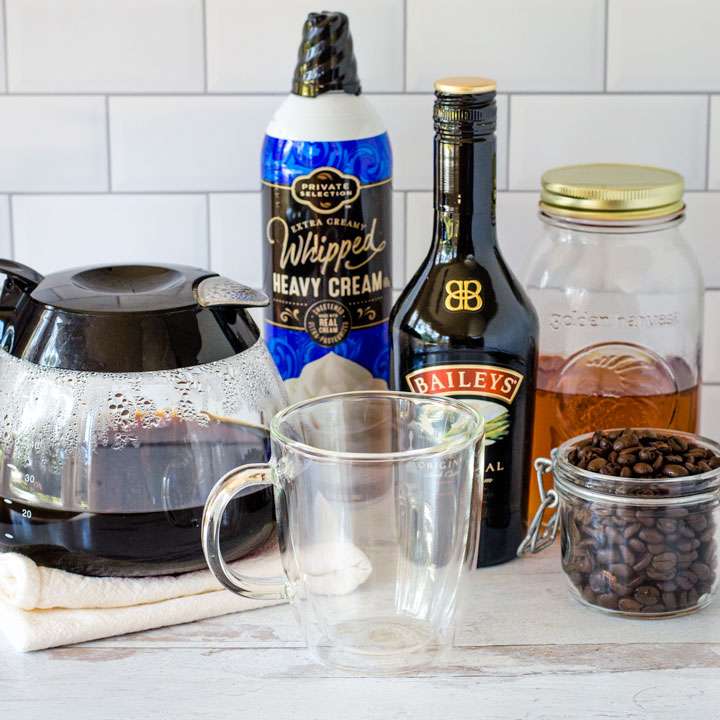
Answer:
0 261 287 576
524 164 703 520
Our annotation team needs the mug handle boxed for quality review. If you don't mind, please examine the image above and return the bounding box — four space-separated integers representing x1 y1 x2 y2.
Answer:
201 463 288 601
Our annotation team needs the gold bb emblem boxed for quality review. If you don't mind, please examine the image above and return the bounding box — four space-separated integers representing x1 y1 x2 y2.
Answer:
444 279 483 311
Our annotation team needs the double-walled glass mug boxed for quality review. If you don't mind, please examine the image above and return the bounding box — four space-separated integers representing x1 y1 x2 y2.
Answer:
202 391 484 673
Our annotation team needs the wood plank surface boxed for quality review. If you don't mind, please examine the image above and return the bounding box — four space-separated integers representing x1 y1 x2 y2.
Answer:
1 547 718 719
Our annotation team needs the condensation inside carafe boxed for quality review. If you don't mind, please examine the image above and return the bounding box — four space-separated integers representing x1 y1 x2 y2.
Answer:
0 341 283 575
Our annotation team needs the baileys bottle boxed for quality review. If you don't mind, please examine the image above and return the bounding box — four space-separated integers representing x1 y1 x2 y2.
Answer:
390 77 539 567
262 12 393 402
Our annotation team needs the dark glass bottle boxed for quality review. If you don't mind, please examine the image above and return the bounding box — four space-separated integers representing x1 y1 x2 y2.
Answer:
389 77 538 567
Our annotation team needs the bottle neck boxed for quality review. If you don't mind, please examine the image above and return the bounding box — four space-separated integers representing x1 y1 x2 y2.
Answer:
433 133 497 258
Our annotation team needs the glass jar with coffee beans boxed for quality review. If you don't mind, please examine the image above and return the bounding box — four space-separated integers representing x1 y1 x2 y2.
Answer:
519 428 719 618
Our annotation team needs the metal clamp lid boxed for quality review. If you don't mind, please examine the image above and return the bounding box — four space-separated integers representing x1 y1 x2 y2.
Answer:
517 456 560 556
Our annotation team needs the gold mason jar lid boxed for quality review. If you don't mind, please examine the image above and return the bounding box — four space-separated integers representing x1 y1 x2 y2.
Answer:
540 163 685 221
434 76 496 94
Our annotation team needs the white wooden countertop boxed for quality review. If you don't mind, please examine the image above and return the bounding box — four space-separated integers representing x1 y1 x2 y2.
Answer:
2 546 718 720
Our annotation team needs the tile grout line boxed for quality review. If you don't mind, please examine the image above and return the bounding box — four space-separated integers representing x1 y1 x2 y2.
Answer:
105 96 112 191
402 190 408 283
1 0 8 92
402 0 407 92
7 194 13 260
505 96 512 191
0 90 714 97
205 193 212 267
603 0 609 92
706 95 712 190
201 0 208 93
1 188 718 197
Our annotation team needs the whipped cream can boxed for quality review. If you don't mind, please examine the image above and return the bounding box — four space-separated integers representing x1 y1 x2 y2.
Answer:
261 11 392 403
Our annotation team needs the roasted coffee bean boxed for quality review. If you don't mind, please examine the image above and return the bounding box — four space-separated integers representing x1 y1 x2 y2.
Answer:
628 538 646 553
663 464 689 477
688 514 709 532
596 593 619 609
562 429 719 616
641 604 666 613
634 585 660 606
691 562 712 581
633 462 653 476
609 563 633 580
647 543 667 555
646 566 677 582
639 528 664 544
657 518 678 534
622 522 642 539
618 598 642 612
675 570 699 590
652 552 678 570
587 457 607 472
589 570 612 594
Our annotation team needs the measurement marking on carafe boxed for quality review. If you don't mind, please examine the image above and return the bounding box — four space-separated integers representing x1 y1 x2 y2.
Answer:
4 533 13 539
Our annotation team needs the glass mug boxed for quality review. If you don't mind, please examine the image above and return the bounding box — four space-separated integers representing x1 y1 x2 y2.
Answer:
202 391 484 673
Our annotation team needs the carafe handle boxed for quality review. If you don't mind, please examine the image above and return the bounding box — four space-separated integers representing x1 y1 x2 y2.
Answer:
202 463 288 601
0 259 43 292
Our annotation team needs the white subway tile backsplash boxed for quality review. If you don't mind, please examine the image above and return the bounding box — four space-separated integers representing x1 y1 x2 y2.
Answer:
13 195 208 273
6 0 204 92
110 97 278 191
509 95 708 191
391 192 406 290
0 97 107 192
608 0 720 91
684 193 720 288
407 0 604 92
0 197 12 259
371 94 508 191
0 10 7 93
496 192 540 280
707 97 720 190
206 0 403 93
209 193 263 289
703 291 720 384
405 191 535 284
404 192 431 284
700 385 720 438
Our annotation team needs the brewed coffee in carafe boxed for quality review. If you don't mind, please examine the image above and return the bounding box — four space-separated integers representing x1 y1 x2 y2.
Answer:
0 415 274 576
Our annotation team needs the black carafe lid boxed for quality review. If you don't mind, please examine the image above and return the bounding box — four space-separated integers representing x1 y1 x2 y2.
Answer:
291 11 361 97
0 261 268 373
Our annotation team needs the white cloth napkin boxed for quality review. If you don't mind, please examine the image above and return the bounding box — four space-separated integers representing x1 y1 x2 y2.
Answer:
0 541 372 653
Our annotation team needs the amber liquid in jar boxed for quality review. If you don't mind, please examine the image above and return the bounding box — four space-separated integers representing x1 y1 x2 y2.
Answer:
528 353 700 520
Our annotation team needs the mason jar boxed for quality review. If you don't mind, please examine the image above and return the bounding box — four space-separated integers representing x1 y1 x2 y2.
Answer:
520 429 719 618
524 164 704 520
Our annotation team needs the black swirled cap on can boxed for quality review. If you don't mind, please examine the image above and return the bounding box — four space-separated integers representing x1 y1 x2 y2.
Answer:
291 11 361 97
433 76 497 138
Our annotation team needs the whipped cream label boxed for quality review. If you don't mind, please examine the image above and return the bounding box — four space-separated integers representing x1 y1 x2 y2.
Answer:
262 132 392 386
263 181 391 339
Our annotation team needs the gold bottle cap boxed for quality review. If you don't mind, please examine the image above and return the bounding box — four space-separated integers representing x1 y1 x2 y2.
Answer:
434 76 496 95
540 163 684 221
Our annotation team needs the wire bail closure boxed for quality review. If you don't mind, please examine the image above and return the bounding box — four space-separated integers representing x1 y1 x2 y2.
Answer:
517 456 560 556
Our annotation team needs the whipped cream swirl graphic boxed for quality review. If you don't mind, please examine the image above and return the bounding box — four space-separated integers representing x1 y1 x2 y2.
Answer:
284 352 387 403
